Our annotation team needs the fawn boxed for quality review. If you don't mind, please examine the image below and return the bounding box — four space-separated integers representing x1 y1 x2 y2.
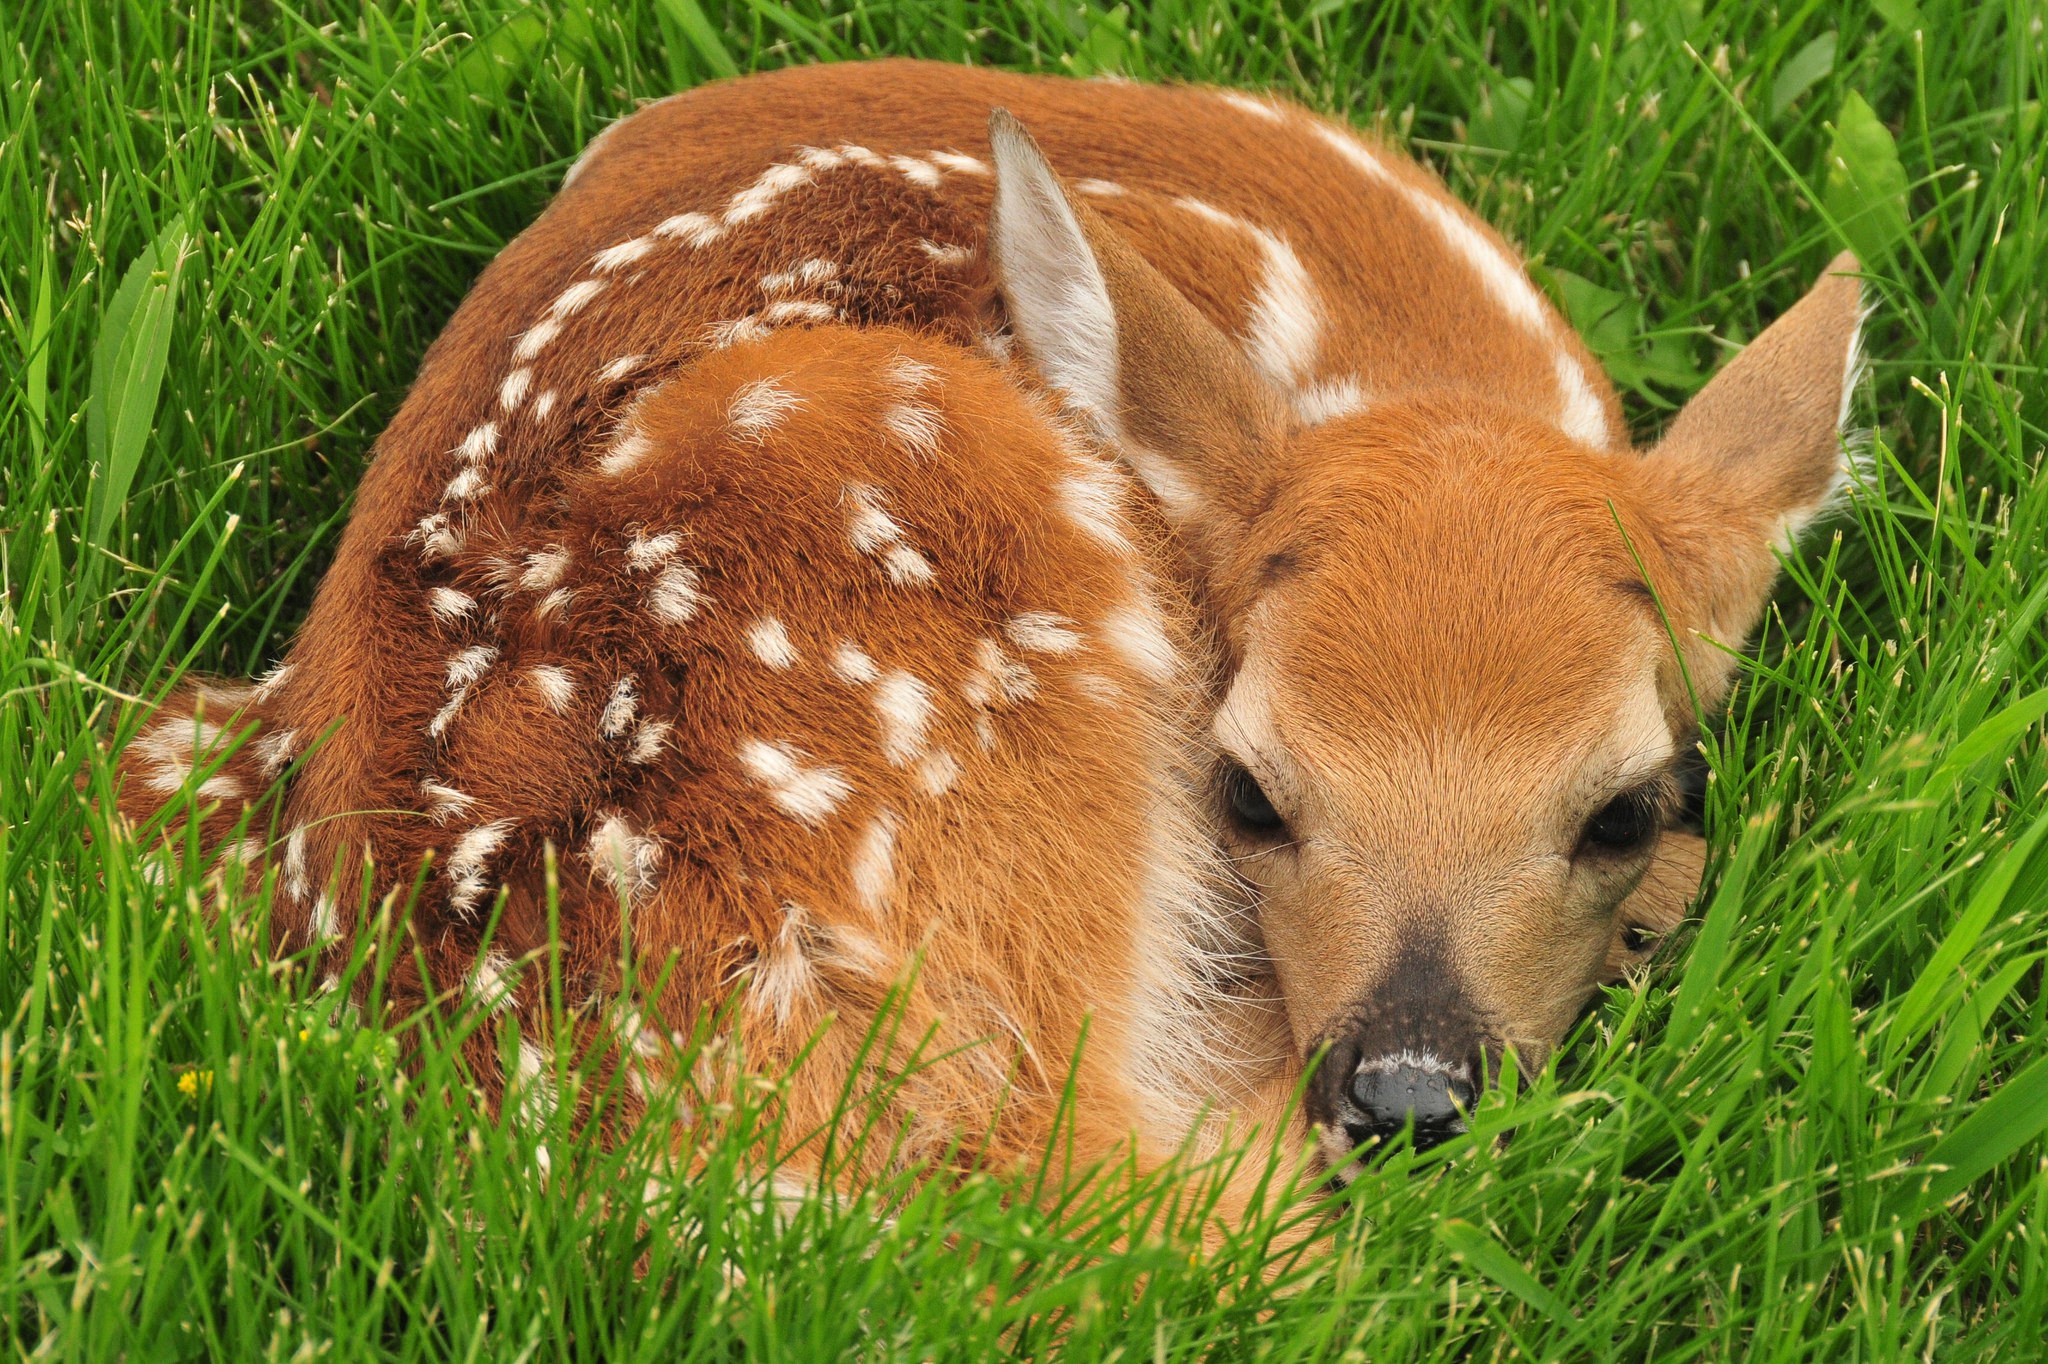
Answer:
118 59 1865 1200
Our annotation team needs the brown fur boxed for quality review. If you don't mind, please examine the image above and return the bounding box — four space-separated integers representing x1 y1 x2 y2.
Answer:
114 60 1864 1210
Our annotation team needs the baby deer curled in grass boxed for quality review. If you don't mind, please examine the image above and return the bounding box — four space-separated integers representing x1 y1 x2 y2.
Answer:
118 60 1866 1208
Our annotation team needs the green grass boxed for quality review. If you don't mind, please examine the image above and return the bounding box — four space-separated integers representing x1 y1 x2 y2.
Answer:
3 0 2045 1357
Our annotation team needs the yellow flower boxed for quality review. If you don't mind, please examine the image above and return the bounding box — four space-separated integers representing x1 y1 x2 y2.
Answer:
176 1069 213 1098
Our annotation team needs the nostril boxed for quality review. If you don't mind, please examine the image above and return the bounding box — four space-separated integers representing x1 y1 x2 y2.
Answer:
1348 1060 1471 1150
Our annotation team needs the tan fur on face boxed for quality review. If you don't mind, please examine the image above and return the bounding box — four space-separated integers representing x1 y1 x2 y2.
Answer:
109 60 1865 1212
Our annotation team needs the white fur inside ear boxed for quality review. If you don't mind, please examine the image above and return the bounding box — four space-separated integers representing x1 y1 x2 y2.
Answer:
988 115 1124 443
1781 291 1876 551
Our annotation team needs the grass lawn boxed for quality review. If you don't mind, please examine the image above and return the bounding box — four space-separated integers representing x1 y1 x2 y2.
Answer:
3 0 2045 1357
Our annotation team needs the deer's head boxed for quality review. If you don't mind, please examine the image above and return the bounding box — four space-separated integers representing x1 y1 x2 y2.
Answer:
987 111 1864 1170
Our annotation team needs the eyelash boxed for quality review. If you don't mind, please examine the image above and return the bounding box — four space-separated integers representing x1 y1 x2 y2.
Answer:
1221 762 1288 837
1577 785 1668 858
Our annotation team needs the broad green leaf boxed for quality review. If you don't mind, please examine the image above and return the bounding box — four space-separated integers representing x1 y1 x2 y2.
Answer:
654 0 739 79
1771 32 1838 117
454 11 548 99
19 241 53 461
1891 801 2048 1055
1824 92 1910 264
1921 953 2041 1103
1061 5 1141 79
1436 1219 1580 1327
1871 0 1926 35
1466 76 1534 152
1925 688 2048 793
87 222 188 562
1544 266 1702 398
1900 1046 2048 1215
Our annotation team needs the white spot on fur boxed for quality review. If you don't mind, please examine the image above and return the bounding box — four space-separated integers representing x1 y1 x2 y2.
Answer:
597 353 646 383
588 813 661 903
831 642 880 685
928 150 990 176
529 664 576 713
1074 178 1125 197
514 1039 557 1127
728 378 801 441
445 645 498 691
762 299 837 326
1101 601 1176 683
890 153 942 189
550 277 607 318
737 740 852 827
428 693 468 738
747 617 799 670
253 663 294 701
284 827 309 901
653 211 724 248
520 545 570 589
796 145 848 171
593 236 654 273
421 781 476 823
457 422 498 463
883 546 935 586
873 671 935 766
448 819 516 917
1057 460 1131 554
536 588 574 621
964 638 1037 710
1005 612 1083 655
845 485 937 585
513 317 562 363
442 466 490 503
498 368 532 413
1553 349 1611 448
749 902 822 1026
886 355 938 391
1175 197 1323 391
1072 671 1123 704
599 429 655 477
628 719 671 765
531 390 559 421
466 949 518 1014
1294 375 1369 425
411 512 462 561
647 564 704 624
726 162 814 226
309 893 338 946
427 587 476 623
704 315 772 350
600 675 638 739
915 749 961 797
625 530 683 570
835 143 886 169
1311 121 1399 186
882 403 944 459
849 811 897 916
845 485 905 553
917 239 976 266
762 258 839 293
253 728 298 779
1216 89 1283 122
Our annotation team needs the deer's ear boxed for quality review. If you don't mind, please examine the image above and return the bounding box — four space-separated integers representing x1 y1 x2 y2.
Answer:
1639 252 1867 702
987 109 1288 565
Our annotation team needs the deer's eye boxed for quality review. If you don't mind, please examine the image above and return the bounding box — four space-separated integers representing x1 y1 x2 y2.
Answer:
1222 763 1287 837
1579 790 1658 856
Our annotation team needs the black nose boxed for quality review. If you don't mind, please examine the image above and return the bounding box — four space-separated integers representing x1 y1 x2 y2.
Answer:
1347 1062 1474 1152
